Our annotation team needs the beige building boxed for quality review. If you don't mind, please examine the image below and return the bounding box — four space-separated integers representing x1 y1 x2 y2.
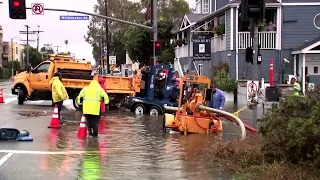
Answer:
0 25 3 68
9 42 24 65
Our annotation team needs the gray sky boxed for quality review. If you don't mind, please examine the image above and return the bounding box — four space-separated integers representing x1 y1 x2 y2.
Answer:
1 0 195 60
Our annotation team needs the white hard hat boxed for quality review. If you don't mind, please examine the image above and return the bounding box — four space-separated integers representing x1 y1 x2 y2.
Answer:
291 76 297 80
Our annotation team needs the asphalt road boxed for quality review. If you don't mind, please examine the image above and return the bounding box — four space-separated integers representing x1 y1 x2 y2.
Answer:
0 81 97 180
0 80 243 180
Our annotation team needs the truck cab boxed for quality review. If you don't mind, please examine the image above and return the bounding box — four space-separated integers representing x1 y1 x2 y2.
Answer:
11 56 93 105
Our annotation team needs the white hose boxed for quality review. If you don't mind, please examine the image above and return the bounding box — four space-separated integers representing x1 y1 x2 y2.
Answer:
196 104 246 140
163 105 180 112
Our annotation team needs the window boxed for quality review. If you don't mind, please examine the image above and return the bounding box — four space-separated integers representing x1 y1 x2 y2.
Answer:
202 0 209 14
34 63 50 73
198 64 203 75
16 47 18 54
314 66 318 74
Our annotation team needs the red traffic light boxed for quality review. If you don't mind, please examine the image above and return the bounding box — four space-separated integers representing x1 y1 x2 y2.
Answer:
13 1 20 7
155 42 160 47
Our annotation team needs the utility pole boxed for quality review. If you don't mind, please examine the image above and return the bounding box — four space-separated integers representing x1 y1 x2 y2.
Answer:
152 0 157 66
54 46 61 54
104 0 110 75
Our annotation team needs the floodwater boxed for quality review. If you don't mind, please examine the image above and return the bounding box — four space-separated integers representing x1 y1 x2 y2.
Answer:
42 102 259 179
0 97 263 179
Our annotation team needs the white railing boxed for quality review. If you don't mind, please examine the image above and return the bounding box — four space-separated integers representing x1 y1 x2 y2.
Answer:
238 31 276 49
211 34 226 53
174 44 189 58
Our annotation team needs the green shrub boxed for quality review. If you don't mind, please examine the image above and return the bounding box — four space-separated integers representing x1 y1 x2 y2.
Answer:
259 94 320 166
212 62 237 92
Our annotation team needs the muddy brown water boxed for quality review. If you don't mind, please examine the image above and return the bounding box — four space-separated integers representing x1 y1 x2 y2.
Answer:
42 102 262 179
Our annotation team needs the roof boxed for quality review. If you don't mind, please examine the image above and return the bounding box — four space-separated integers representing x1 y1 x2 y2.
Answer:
231 0 279 3
186 13 206 23
292 36 320 54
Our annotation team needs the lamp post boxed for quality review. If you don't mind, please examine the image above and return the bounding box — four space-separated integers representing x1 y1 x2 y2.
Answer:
11 37 20 77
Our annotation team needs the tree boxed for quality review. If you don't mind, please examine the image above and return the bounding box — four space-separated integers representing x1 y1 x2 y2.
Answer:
85 0 190 65
23 47 43 67
84 0 144 63
140 0 190 29
58 52 71 56
8 60 21 71
124 19 175 64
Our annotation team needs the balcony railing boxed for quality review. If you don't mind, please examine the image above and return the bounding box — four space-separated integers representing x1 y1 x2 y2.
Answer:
174 44 189 58
211 34 226 53
238 31 276 49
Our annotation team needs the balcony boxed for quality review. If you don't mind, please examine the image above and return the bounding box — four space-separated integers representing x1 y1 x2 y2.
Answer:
174 44 189 58
211 34 226 53
238 31 276 49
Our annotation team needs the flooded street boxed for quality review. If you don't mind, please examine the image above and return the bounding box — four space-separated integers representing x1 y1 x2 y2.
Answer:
0 82 264 179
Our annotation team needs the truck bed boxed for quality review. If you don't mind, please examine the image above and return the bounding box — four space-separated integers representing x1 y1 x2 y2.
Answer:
61 75 135 94
59 69 94 80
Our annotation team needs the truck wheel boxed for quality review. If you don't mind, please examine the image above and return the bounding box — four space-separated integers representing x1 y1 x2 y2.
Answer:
73 93 82 111
134 104 145 115
17 89 25 105
149 106 161 116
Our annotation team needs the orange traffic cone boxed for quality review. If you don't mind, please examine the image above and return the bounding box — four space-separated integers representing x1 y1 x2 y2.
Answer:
48 105 61 129
77 114 87 138
0 88 4 103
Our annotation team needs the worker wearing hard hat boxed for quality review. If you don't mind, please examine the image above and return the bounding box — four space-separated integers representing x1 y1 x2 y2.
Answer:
290 76 301 96
77 79 109 137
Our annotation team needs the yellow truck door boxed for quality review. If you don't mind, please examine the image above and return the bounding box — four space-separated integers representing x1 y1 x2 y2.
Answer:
30 62 52 90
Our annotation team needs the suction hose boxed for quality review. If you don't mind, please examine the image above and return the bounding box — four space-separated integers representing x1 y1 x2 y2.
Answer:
163 106 180 112
196 104 246 140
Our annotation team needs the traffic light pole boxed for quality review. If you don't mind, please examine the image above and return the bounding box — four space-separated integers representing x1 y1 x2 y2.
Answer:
152 0 157 66
252 20 259 129
25 7 153 30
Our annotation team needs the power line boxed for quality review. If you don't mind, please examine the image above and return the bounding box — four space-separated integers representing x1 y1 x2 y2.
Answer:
54 46 61 54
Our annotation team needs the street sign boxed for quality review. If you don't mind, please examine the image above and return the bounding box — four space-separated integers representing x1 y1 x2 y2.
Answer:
109 56 116 64
192 34 211 61
31 3 44 15
246 80 259 102
59 16 89 20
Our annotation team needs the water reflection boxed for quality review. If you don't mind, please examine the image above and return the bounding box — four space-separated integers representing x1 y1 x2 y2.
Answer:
38 107 250 179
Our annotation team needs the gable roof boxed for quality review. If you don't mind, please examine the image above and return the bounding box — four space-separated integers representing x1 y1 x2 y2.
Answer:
178 13 206 31
292 35 320 54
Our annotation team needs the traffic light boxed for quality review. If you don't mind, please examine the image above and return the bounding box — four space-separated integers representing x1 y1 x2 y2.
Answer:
245 47 253 64
155 41 161 56
247 0 265 19
9 0 26 19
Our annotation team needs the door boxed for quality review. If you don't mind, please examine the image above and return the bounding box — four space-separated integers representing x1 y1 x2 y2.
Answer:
30 62 51 91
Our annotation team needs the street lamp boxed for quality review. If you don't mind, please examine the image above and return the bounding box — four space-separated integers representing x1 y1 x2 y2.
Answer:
11 37 20 77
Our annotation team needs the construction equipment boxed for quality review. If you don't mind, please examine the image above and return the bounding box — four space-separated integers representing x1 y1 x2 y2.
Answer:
11 55 135 110
122 63 179 115
163 74 246 139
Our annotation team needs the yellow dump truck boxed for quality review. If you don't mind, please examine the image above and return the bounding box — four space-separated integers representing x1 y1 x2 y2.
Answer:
11 55 136 110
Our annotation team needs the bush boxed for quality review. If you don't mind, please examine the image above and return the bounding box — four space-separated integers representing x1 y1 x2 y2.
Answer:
201 136 319 180
259 94 320 166
212 62 237 92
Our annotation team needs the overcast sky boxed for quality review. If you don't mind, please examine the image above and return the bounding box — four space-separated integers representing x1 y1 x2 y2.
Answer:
0 0 195 61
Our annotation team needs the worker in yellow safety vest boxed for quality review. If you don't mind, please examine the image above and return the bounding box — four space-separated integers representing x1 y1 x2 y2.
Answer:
290 76 301 96
78 80 109 137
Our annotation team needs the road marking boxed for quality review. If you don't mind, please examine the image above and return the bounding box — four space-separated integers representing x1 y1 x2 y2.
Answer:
0 150 113 155
0 152 14 167
4 97 17 104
